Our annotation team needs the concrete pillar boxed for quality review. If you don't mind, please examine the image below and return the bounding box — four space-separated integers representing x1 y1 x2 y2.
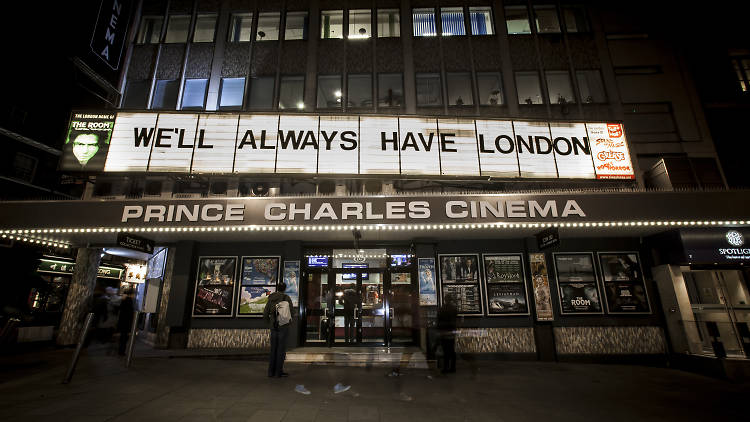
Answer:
57 248 102 346
155 247 178 348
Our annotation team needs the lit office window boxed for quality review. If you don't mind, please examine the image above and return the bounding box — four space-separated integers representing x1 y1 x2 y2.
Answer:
193 14 216 42
447 73 473 105
413 8 437 37
515 71 543 104
229 13 253 42
151 80 180 109
377 9 400 37
164 15 190 43
248 77 275 109
534 5 561 33
733 58 750 92
317 75 342 109
505 6 531 35
285 11 308 40
348 74 372 108
137 16 162 44
279 76 305 109
546 71 575 104
416 73 442 106
349 9 371 39
122 80 151 109
219 77 245 109
321 10 343 39
576 70 606 103
441 7 465 36
378 73 403 107
181 79 208 109
562 5 589 33
477 72 504 105
469 7 494 35
256 13 280 41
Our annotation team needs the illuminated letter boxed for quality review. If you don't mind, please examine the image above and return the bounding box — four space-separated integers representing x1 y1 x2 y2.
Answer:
265 204 287 221
122 205 143 222
446 201 468 218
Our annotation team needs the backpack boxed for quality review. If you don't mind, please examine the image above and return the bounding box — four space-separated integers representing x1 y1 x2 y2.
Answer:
275 299 292 326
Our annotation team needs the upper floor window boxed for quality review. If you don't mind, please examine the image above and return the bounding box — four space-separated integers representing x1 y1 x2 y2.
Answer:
505 6 531 35
137 16 162 44
348 74 372 108
534 5 561 34
562 5 589 33
515 71 543 104
317 75 342 109
378 73 403 107
151 79 180 109
285 11 309 40
181 79 208 109
164 15 190 43
229 13 253 42
122 80 150 109
279 76 305 109
545 71 575 104
441 7 465 36
576 70 606 103
249 76 275 109
447 72 473 105
377 9 400 37
469 7 494 35
256 12 280 41
321 10 343 39
477 72 504 105
416 73 442 106
349 9 371 39
193 14 217 42
219 77 245 109
733 57 750 92
413 8 437 37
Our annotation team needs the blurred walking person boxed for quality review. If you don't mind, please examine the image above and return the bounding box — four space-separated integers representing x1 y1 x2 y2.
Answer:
437 294 458 373
117 289 135 356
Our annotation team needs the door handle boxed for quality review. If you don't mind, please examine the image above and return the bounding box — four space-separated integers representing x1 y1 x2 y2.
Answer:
389 307 394 320
354 307 360 320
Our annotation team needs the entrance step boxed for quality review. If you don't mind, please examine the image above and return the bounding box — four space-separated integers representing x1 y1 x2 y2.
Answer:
285 346 428 368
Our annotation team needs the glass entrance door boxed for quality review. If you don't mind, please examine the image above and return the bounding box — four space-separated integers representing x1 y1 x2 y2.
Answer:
332 269 386 345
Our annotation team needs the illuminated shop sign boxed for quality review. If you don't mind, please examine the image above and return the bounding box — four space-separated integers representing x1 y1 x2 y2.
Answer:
61 112 635 179
682 229 750 263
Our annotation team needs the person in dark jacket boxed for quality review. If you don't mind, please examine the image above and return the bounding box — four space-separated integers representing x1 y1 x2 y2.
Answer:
117 289 135 356
437 294 458 373
342 288 359 343
263 282 294 378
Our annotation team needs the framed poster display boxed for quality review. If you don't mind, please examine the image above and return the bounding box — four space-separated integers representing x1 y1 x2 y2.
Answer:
418 258 438 306
392 272 411 284
439 254 483 315
597 252 652 314
283 261 300 307
553 253 603 315
528 253 554 321
238 285 276 315
191 256 238 317
481 254 529 316
238 256 281 317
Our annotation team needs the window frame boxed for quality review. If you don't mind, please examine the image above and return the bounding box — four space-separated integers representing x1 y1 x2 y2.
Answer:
218 77 247 110
446 72 474 106
415 72 443 107
575 69 607 104
278 75 306 110
468 6 495 36
505 5 532 35
515 71 544 105
181 78 209 110
164 14 191 44
348 9 372 40
377 8 401 38
413 8 437 37
136 15 163 44
284 11 309 41
347 73 373 109
545 70 576 104
320 10 344 39
476 72 505 106
317 74 343 109
228 12 254 42
248 76 276 110
256 12 281 41
192 14 217 43
378 73 405 108
151 79 180 110
440 7 466 37
533 5 562 34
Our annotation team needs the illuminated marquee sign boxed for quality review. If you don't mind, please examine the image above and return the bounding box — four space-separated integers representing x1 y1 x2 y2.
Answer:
63 112 635 179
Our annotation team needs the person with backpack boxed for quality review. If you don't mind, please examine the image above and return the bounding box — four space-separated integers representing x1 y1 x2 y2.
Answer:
263 282 294 378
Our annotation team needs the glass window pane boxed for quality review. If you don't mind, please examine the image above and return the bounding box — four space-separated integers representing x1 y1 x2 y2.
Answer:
164 15 190 43
563 5 589 33
219 77 245 108
229 13 253 42
413 8 436 37
545 71 575 104
122 80 151 109
349 9 371 39
279 76 305 109
416 73 442 106
181 79 208 109
505 6 531 35
137 16 162 44
378 73 403 107
193 14 216 42
576 70 605 103
317 75 342 109
377 9 400 37
441 7 465 36
534 5 561 33
515 71 543 104
348 74 372 108
321 10 344 39
152 80 180 109
447 73 472 105
257 13 280 41
249 77 275 109
285 11 308 40
469 7 494 35
477 72 503 105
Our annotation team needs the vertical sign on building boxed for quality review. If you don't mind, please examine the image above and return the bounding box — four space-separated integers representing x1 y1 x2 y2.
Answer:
90 0 133 70
587 122 635 179
528 253 554 321
60 112 116 172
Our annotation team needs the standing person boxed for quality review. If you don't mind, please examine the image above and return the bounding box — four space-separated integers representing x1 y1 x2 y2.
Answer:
342 287 358 344
437 294 458 373
263 282 294 378
117 289 135 356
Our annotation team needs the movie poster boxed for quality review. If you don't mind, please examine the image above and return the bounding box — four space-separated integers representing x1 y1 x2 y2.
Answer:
443 284 482 314
439 254 480 284
392 273 411 284
598 253 641 282
418 258 438 306
192 256 237 317
238 286 276 315
598 253 651 314
241 256 280 285
283 261 300 307
554 253 596 283
529 253 554 321
482 254 523 283
559 282 602 314
486 284 528 314
603 282 650 313
59 112 115 172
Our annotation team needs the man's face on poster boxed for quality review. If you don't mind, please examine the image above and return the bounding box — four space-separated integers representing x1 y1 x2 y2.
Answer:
72 133 100 165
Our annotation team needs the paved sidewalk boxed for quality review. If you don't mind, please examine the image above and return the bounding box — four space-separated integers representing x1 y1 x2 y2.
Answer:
0 349 748 422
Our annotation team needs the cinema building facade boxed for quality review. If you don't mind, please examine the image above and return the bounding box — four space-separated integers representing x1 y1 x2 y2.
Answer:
2 0 749 367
